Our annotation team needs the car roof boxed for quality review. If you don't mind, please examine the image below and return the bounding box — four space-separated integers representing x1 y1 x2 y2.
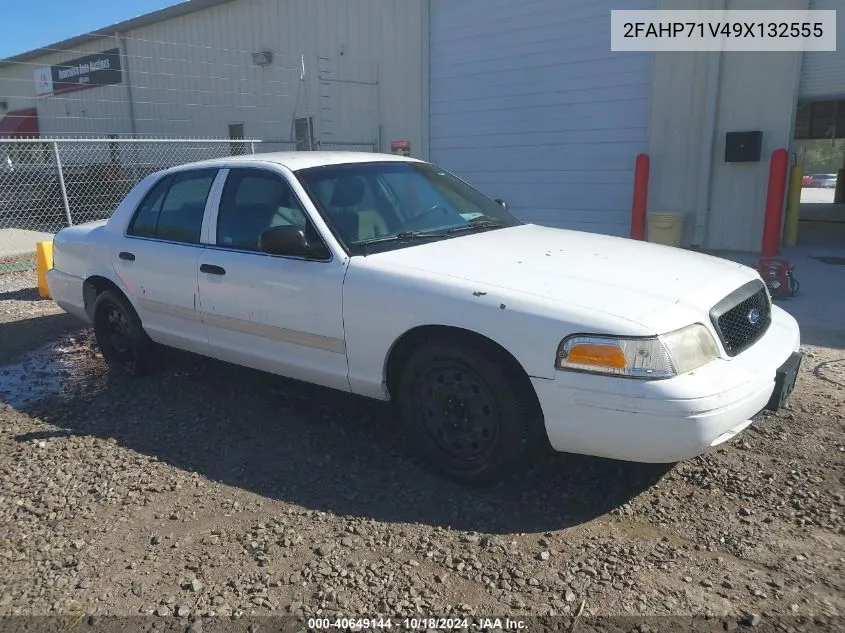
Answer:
163 151 424 175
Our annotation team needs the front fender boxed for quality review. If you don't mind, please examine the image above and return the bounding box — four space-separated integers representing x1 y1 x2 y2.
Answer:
342 261 651 400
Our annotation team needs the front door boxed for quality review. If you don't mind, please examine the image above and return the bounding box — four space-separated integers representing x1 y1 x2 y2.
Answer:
112 168 220 355
197 166 350 391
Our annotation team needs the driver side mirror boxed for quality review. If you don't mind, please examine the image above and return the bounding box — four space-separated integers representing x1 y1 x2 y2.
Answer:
259 225 329 259
495 198 509 211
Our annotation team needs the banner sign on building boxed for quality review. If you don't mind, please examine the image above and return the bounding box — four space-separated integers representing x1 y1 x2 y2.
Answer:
33 48 122 97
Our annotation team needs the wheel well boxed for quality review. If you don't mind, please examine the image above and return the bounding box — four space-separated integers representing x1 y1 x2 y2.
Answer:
384 325 541 411
83 275 127 319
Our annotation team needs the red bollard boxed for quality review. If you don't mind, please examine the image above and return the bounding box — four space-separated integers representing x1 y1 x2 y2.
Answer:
761 148 789 257
631 153 649 240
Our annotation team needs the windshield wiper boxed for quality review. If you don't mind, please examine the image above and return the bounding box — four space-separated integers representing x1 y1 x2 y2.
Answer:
445 219 504 234
356 220 506 253
356 230 451 254
358 230 449 246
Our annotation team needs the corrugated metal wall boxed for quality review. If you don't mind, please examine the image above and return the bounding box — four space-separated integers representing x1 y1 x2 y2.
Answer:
0 0 426 155
0 37 135 138
798 0 845 100
649 0 810 253
428 0 655 237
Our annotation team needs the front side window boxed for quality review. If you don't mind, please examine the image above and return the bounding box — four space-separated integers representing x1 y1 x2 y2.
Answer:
126 169 217 244
215 168 322 253
295 161 522 254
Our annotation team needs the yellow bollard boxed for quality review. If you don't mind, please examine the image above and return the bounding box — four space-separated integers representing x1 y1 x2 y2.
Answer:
783 164 803 248
35 240 54 299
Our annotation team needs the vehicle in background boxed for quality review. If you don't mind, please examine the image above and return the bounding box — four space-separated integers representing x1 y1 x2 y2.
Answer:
804 173 838 189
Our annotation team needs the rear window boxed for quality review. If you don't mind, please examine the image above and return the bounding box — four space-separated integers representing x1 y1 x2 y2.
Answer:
126 169 218 244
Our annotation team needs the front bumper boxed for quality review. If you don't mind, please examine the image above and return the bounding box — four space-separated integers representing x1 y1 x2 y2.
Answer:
533 305 801 463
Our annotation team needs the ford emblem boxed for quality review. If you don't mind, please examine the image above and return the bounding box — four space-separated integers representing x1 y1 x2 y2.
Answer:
747 308 761 325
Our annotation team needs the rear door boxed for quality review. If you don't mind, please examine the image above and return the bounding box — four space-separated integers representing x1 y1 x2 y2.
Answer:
112 168 221 355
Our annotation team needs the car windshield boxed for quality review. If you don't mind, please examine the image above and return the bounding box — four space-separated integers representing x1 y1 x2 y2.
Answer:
294 160 522 254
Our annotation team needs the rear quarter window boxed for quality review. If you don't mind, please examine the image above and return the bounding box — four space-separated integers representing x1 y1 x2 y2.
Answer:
126 169 218 244
126 176 170 238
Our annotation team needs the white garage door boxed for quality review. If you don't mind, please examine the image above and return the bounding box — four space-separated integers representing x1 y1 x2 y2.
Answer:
798 0 845 100
429 0 655 236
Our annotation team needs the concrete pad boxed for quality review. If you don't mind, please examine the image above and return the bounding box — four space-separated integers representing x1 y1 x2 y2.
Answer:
796 219 845 249
800 188 835 204
0 228 55 259
800 200 844 222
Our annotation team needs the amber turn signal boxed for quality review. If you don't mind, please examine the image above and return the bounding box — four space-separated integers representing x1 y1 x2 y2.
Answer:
564 343 627 369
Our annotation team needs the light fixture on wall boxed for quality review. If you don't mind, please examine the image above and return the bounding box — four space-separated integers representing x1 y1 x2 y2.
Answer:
251 51 273 66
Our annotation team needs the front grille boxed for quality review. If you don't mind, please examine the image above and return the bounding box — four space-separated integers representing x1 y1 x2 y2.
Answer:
709 280 772 357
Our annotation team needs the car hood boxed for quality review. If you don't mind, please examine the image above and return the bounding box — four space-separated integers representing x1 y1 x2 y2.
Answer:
363 224 758 324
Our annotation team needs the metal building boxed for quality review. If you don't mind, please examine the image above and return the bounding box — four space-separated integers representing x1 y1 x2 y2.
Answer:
2 0 844 254
428 0 845 253
0 0 427 153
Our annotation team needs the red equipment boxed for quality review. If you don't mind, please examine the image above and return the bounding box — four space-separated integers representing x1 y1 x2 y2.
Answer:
755 257 799 299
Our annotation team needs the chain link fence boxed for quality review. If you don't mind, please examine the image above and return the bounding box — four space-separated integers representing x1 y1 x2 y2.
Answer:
0 136 377 274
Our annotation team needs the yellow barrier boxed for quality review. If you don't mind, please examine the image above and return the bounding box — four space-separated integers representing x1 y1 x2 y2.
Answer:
783 165 803 248
35 240 54 299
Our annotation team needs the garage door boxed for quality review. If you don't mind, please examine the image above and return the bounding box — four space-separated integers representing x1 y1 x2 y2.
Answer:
798 0 845 100
429 0 655 236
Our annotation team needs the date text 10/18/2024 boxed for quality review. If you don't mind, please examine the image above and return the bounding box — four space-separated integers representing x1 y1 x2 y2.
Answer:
308 617 528 630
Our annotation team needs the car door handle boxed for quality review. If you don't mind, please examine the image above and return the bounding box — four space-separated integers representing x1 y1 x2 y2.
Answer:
118 251 135 261
200 264 226 276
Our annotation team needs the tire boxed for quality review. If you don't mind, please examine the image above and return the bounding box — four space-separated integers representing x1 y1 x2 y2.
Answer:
92 289 156 377
396 339 543 485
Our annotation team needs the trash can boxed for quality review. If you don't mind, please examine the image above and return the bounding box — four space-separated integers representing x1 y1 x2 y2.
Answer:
646 212 686 248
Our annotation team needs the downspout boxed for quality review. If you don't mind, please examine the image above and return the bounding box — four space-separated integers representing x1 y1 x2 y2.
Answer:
692 0 725 249
116 32 138 136
691 49 722 248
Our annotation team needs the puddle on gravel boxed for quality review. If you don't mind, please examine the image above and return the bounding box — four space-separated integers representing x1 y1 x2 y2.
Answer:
0 335 103 409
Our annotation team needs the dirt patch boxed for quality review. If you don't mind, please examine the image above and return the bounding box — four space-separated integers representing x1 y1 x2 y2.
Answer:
0 271 83 364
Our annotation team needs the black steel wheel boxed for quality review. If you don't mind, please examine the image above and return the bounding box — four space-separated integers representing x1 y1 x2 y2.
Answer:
397 338 543 485
92 289 155 377
417 361 501 463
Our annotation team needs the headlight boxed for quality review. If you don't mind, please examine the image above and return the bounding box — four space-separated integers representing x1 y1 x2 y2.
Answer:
659 323 721 375
556 324 719 379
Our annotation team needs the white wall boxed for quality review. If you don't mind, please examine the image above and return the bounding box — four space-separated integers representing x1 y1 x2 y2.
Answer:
0 0 427 156
428 0 655 236
0 36 135 138
648 0 809 253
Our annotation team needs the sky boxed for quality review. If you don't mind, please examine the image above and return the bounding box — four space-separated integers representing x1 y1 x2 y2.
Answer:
0 0 184 59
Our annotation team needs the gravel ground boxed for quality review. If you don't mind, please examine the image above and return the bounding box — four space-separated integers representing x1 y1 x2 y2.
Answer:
0 271 843 632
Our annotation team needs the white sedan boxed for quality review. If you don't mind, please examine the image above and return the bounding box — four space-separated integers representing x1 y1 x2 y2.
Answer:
47 152 802 484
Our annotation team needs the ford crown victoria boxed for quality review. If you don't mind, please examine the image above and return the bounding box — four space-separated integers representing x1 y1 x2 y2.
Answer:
46 152 802 484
